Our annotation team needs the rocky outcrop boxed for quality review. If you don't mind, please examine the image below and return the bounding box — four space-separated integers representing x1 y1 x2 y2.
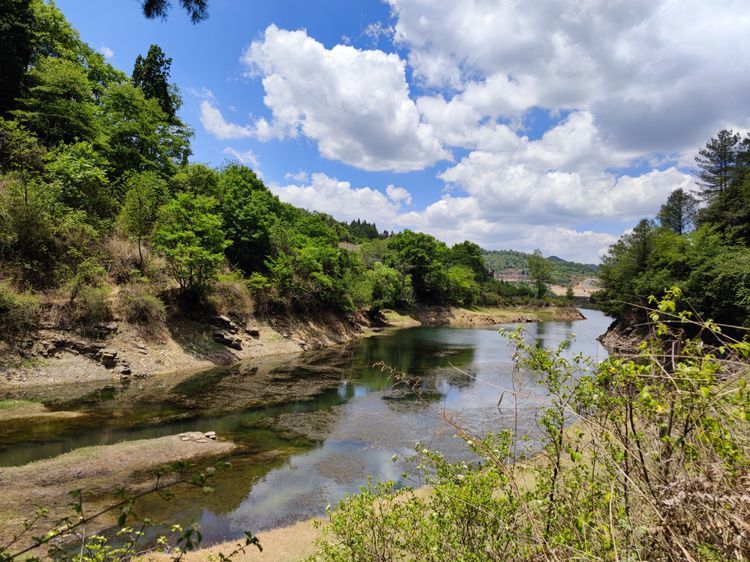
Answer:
597 309 648 354
32 335 137 378
212 330 242 350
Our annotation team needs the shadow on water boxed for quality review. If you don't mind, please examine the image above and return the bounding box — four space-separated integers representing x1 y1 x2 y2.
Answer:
1 309 612 545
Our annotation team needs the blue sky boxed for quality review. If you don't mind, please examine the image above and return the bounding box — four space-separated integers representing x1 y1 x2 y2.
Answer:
56 0 750 262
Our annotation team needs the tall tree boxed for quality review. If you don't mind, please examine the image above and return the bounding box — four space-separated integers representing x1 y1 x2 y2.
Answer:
0 0 34 115
448 241 491 282
100 82 191 179
694 129 741 201
527 250 553 299
385 230 449 302
118 172 168 269
141 0 208 23
657 188 699 234
132 44 181 122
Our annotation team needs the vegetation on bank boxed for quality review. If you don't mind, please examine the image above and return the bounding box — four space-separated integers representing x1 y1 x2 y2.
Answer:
312 291 750 561
596 129 750 331
0 0 571 347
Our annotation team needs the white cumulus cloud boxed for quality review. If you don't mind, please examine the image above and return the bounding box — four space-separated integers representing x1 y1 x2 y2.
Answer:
199 100 253 140
242 24 449 172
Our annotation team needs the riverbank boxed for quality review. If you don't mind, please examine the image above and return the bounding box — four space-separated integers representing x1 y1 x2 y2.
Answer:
0 310 374 391
384 305 585 328
0 305 583 392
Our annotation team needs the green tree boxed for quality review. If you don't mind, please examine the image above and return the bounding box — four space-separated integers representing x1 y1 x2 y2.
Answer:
694 129 741 201
45 141 112 219
448 240 491 282
170 163 219 197
657 188 698 234
153 193 228 299
385 230 448 303
565 286 574 301
446 264 480 306
218 163 281 273
12 56 101 146
0 119 45 205
597 219 659 315
100 82 191 179
527 250 553 298
132 44 181 122
0 0 34 115
118 171 168 268
366 262 413 311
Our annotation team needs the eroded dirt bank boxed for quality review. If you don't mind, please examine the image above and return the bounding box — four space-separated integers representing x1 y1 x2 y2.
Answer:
0 310 377 391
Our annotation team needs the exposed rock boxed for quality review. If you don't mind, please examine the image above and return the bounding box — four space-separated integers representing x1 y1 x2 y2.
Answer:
210 315 238 334
113 365 131 376
96 348 118 368
212 331 242 350
204 431 216 440
246 326 260 338
94 321 119 338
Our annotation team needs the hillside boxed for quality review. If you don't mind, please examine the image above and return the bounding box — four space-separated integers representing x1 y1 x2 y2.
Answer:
482 249 599 286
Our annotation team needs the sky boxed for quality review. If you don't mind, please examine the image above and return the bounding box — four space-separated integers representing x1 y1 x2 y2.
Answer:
56 0 750 263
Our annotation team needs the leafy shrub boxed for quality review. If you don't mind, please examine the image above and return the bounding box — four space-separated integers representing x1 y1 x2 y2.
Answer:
0 282 40 341
118 285 166 326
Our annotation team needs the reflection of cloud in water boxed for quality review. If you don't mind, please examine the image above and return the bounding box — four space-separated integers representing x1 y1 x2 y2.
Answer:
196 309 613 545
198 438 405 540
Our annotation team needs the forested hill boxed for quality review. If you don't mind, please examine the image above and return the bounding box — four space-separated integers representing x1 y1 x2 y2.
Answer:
482 250 598 285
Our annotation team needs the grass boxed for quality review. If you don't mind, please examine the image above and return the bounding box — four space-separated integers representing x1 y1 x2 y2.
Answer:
0 399 37 411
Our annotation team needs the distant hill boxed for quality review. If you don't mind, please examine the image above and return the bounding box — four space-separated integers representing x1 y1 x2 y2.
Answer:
482 250 599 286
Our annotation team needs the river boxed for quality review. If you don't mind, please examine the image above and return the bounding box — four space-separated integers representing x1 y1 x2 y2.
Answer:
0 308 611 545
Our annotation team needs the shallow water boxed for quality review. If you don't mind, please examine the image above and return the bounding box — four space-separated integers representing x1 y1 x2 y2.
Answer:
0 308 611 545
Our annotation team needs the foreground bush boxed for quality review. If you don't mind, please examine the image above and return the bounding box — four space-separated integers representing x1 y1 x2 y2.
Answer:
312 289 750 561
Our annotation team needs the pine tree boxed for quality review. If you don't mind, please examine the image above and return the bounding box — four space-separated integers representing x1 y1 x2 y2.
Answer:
132 44 181 122
694 129 741 201
657 189 698 234
141 0 209 23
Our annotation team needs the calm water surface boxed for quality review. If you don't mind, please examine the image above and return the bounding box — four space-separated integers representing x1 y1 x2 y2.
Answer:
0 309 611 544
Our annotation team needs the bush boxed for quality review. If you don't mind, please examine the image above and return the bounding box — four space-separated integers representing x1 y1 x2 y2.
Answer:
70 286 112 325
105 236 142 284
207 272 253 320
0 282 40 341
118 285 166 326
